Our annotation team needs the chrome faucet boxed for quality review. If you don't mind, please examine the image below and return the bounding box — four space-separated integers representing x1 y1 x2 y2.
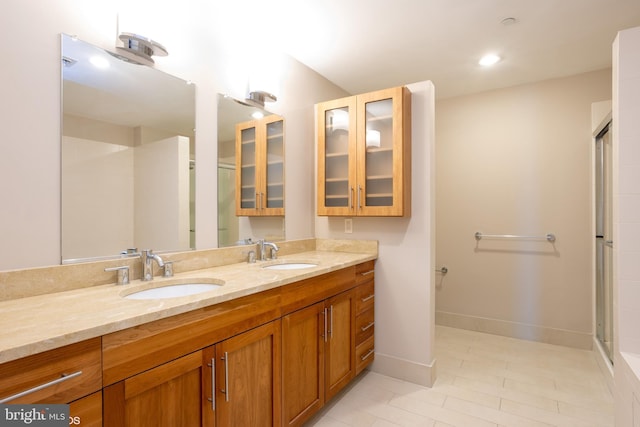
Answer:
257 240 279 261
141 249 164 281
264 241 279 260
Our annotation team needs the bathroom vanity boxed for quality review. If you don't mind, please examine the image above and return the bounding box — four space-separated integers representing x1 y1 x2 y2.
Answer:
0 239 376 426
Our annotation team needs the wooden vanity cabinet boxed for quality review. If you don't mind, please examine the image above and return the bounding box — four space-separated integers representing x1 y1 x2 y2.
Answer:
0 337 103 426
104 321 281 427
236 114 285 217
281 271 357 427
317 86 411 217
355 261 376 374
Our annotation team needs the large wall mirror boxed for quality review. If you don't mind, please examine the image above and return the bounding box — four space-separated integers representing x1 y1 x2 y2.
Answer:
61 34 196 262
217 94 285 247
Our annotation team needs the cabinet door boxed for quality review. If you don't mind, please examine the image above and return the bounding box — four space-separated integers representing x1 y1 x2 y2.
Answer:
235 116 285 217
263 115 285 216
236 120 260 216
215 320 281 427
356 86 411 216
317 96 358 216
68 391 102 427
282 302 325 427
104 350 205 427
325 289 356 401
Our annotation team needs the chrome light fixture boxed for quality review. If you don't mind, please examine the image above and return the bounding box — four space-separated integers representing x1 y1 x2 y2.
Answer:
116 32 168 66
245 90 277 108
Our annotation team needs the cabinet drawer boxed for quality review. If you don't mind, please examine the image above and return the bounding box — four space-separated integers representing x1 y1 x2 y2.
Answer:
355 280 375 315
355 261 375 285
355 307 375 345
355 336 375 375
0 337 102 404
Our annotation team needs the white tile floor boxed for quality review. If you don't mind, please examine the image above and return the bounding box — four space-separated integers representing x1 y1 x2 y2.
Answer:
306 326 614 427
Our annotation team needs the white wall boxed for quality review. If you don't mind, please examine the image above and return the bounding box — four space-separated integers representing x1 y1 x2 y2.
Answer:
315 81 436 386
612 25 640 426
0 0 346 270
435 69 612 349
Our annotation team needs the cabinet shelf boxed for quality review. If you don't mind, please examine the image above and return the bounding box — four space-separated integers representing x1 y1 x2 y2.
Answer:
326 151 349 158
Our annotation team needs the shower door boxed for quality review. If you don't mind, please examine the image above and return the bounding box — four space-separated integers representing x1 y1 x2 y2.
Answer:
595 122 613 362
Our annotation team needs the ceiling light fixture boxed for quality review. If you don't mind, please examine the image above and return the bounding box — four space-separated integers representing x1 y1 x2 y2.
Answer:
479 54 501 67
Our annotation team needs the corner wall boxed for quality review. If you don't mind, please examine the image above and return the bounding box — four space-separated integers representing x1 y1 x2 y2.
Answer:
315 81 436 386
435 69 612 349
612 25 640 426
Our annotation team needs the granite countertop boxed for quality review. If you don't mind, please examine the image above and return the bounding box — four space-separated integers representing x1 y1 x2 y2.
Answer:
0 249 376 364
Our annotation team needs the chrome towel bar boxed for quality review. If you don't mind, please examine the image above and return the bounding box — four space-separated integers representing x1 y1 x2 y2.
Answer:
475 232 556 243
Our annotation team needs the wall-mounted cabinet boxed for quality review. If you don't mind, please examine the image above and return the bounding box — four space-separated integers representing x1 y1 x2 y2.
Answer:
317 86 411 217
236 115 285 216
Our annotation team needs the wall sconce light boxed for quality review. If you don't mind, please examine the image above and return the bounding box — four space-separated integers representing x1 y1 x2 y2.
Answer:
116 32 168 66
245 90 277 108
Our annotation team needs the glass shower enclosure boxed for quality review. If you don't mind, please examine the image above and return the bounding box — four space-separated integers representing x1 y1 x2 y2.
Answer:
595 121 613 363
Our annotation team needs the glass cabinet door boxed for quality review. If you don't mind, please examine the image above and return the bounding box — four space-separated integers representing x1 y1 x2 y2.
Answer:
236 122 258 214
235 115 285 217
264 116 284 214
317 97 357 216
356 86 409 216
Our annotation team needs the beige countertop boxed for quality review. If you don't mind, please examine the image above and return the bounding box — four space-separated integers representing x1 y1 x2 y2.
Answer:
0 249 376 364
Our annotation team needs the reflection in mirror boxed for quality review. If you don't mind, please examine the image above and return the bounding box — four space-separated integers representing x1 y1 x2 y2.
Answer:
217 94 285 247
61 34 196 262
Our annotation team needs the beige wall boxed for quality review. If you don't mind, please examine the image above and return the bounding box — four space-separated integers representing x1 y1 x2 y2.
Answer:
612 26 640 426
436 69 612 348
0 0 346 270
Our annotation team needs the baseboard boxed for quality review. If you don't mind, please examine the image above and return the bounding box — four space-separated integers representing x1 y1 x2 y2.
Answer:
436 311 593 350
370 352 436 387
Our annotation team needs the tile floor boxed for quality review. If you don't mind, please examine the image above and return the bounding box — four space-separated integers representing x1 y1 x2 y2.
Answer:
306 326 614 427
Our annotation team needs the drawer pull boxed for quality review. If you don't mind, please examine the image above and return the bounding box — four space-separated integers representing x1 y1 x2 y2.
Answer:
360 348 375 361
360 270 375 276
361 321 375 332
361 294 374 303
0 370 82 404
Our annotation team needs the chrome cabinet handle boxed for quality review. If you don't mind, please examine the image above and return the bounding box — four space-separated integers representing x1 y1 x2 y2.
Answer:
0 371 82 404
361 294 374 303
358 185 363 209
360 270 374 276
221 352 229 402
329 305 334 339
361 348 375 361
255 193 259 209
349 186 354 210
260 192 265 210
207 358 215 410
361 321 375 332
323 308 328 343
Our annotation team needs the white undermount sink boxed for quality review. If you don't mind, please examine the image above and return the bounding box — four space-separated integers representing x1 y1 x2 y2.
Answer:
262 262 318 270
123 278 224 300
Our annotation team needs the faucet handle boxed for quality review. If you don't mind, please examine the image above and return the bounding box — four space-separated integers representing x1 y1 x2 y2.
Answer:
163 261 174 278
105 265 130 285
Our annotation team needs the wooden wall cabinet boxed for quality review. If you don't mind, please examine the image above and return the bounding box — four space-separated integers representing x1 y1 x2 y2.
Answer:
236 115 285 216
317 86 411 217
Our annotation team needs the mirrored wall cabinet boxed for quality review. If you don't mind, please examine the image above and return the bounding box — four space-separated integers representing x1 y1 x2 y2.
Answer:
317 86 412 217
235 115 285 216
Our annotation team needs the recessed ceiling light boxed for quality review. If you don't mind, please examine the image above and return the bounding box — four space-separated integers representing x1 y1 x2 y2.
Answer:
479 54 501 67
